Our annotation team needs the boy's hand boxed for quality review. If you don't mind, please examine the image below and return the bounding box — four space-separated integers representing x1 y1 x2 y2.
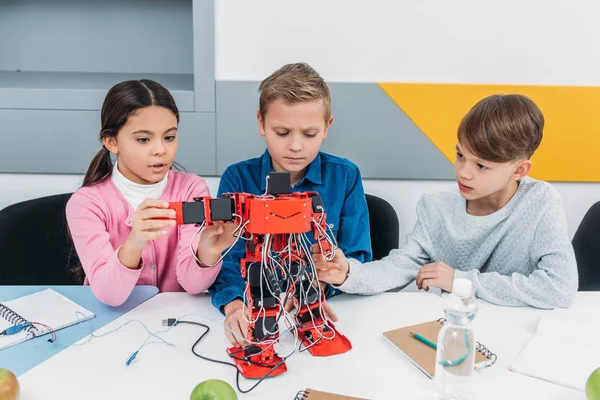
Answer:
196 221 237 266
416 262 455 292
223 299 251 347
311 244 349 286
283 283 340 323
317 282 339 322
320 299 339 322
126 199 176 249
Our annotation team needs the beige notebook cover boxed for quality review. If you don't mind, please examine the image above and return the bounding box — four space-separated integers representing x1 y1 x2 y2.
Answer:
383 319 497 378
296 388 366 400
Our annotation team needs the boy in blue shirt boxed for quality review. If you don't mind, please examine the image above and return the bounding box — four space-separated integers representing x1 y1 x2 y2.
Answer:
209 63 372 346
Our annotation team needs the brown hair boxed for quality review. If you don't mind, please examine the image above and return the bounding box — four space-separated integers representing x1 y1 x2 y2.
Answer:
82 79 179 187
71 79 180 281
458 94 544 162
258 63 331 123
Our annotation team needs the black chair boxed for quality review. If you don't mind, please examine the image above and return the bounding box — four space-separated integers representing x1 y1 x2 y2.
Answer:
0 193 80 285
572 201 600 291
365 194 400 261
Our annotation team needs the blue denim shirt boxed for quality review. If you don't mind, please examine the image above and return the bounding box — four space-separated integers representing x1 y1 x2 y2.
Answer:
208 150 373 313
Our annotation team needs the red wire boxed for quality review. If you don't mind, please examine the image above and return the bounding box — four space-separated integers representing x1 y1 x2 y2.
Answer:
30 322 56 342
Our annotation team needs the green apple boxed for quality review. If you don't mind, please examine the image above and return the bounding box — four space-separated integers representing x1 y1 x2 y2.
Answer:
0 368 19 400
587 367 600 400
190 379 237 400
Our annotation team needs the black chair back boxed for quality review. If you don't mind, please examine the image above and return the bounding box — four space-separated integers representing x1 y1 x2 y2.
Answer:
572 201 600 291
366 194 400 261
0 193 79 285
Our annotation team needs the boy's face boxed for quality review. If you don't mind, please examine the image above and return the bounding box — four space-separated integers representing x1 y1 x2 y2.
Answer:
454 142 531 201
104 106 178 185
258 99 333 182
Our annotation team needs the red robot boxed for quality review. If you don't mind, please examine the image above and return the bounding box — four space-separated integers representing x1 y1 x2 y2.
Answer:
167 172 352 379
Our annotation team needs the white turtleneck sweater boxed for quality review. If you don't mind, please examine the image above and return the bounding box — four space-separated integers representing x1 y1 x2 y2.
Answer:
111 163 169 211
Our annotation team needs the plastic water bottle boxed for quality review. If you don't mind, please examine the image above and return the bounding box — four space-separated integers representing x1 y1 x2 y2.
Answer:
434 279 478 399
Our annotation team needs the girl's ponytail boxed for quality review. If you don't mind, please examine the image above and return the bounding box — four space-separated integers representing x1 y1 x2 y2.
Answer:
82 146 113 188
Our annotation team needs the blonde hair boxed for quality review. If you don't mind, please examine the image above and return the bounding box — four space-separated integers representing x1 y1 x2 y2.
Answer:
259 63 331 122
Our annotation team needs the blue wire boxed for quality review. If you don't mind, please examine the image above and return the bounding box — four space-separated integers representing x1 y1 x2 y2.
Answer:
52 313 177 366
51 311 296 367
1 323 32 336
53 318 173 349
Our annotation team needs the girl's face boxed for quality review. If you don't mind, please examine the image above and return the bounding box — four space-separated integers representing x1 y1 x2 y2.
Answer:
104 106 178 184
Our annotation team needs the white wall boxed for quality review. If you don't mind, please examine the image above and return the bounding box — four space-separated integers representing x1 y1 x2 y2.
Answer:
2 174 598 241
216 0 600 85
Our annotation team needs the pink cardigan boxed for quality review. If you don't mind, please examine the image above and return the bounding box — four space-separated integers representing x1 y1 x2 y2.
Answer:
66 171 221 306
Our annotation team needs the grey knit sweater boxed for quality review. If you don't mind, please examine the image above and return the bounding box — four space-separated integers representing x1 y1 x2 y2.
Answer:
339 177 578 309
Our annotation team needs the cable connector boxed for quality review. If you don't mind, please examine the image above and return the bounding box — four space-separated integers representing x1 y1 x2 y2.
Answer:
125 350 139 366
0 323 31 336
264 268 282 296
161 318 177 327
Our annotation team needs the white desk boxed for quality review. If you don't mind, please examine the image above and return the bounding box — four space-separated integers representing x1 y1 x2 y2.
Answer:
18 292 596 400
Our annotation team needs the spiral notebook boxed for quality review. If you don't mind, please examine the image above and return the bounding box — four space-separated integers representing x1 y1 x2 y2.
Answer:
383 318 497 378
295 388 365 400
0 288 95 350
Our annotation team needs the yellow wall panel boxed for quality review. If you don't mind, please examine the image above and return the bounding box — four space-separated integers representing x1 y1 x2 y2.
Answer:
379 83 600 182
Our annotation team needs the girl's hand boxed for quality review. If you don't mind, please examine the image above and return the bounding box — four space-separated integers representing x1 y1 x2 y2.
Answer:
119 199 176 268
128 199 176 249
196 221 237 265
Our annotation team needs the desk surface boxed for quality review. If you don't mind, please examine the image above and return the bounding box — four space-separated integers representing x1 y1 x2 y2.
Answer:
16 291 597 400
0 285 159 376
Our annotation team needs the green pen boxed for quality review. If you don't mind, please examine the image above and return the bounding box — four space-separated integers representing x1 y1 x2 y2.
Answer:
409 331 437 350
409 331 471 366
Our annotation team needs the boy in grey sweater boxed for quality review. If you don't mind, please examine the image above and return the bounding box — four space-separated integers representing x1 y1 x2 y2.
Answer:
314 94 578 309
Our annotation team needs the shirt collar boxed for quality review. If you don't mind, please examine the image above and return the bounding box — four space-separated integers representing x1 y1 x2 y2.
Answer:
259 150 322 191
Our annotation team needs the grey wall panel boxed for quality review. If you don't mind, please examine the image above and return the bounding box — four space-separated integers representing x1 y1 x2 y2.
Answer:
192 0 216 112
177 112 217 175
0 0 216 175
0 109 216 175
215 81 455 179
0 0 193 74
0 109 102 173
325 83 455 179
0 72 194 112
215 81 262 173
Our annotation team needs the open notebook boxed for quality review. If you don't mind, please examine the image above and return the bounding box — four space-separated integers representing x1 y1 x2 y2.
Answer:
295 388 365 400
0 288 95 350
383 318 497 378
509 308 600 391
